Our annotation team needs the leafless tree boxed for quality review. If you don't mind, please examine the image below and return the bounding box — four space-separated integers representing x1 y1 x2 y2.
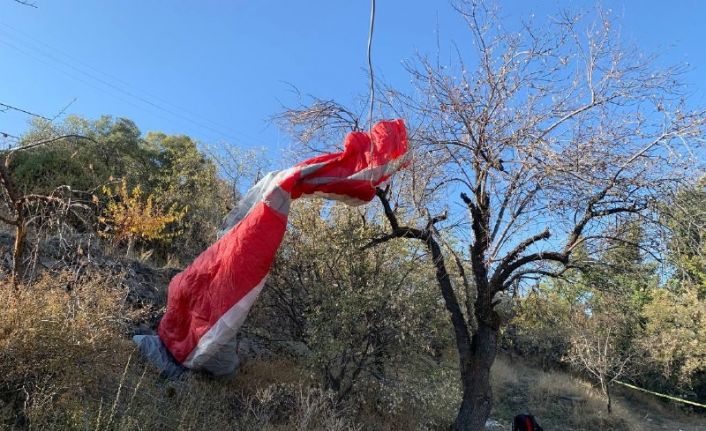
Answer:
278 99 363 154
0 135 96 284
568 323 632 414
280 2 705 429
204 144 265 206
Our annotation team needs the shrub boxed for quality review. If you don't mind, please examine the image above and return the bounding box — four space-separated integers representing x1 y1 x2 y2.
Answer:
99 179 186 256
0 270 362 430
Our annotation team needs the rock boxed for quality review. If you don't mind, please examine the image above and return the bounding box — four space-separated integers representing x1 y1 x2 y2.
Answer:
485 418 505 430
39 257 60 269
279 340 311 358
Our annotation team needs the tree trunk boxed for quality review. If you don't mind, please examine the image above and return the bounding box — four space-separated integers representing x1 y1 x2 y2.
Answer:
372 190 498 430
126 237 135 257
606 383 612 414
453 323 498 431
12 222 26 285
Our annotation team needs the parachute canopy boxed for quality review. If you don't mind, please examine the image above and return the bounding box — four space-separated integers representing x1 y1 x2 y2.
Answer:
135 119 409 377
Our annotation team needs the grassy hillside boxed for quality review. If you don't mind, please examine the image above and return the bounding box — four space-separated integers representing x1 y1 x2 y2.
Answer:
489 357 705 431
1 265 704 430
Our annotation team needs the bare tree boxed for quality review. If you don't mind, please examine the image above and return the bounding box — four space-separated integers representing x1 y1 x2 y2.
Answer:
0 135 95 284
568 322 632 414
280 3 705 429
204 144 264 206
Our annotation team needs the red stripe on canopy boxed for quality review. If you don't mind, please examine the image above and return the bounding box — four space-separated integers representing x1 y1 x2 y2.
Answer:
156 119 408 374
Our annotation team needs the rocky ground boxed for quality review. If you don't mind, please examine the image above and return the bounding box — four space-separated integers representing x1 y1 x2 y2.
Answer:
0 231 177 331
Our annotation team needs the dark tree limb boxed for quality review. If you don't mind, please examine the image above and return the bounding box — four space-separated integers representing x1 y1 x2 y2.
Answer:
0 134 98 285
5 134 98 157
502 266 573 291
499 249 568 279
368 187 474 379
489 166 525 243
498 229 551 268
450 248 475 324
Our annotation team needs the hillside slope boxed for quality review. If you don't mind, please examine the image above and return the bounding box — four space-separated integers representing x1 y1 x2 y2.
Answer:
0 254 704 430
489 357 706 431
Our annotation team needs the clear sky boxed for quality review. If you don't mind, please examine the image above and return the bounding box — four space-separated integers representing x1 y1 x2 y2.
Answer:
1 0 704 165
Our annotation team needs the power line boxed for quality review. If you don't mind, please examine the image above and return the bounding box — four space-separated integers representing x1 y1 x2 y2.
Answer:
1 97 76 146
0 22 270 146
0 32 237 142
0 37 253 147
12 0 37 8
366 0 376 131
0 21 243 138
0 101 50 120
0 38 188 131
1 130 21 140
365 0 377 188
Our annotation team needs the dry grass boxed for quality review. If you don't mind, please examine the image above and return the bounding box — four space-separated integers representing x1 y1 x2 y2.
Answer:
0 270 140 428
351 361 461 431
490 355 520 403
2 271 702 430
0 270 360 431
528 371 636 430
489 356 662 431
234 358 310 391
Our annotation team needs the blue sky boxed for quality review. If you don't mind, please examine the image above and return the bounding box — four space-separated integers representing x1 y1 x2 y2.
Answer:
1 0 704 165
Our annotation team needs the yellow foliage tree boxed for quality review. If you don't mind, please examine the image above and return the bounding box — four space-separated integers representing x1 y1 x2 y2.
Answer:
99 179 186 256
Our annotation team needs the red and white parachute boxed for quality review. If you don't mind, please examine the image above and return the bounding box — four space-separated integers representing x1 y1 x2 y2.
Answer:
135 119 409 376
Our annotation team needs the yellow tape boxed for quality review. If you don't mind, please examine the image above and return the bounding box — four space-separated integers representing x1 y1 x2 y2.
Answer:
614 380 706 409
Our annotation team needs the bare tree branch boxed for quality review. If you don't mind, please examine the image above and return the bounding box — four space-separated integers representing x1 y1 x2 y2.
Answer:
11 0 37 7
5 134 98 157
0 102 45 118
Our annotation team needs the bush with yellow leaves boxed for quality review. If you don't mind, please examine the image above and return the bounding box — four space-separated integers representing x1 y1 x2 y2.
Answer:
99 179 187 256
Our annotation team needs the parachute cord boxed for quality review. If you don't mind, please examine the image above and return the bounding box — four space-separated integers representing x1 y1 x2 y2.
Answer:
366 0 376 185
367 0 376 130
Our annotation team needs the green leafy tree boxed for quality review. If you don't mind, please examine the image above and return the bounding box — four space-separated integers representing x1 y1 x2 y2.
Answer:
252 201 450 409
507 282 576 368
142 132 230 259
11 116 146 195
641 288 706 392
665 179 706 295
9 116 234 262
640 180 706 396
